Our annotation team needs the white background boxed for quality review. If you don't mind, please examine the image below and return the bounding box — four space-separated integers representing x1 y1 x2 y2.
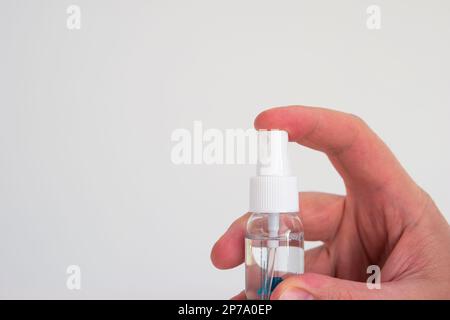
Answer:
0 0 449 299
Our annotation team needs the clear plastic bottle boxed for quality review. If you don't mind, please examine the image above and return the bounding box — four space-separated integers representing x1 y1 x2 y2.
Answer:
245 130 304 300
245 212 304 300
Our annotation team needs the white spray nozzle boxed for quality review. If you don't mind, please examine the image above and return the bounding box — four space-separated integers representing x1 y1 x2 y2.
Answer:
257 130 291 177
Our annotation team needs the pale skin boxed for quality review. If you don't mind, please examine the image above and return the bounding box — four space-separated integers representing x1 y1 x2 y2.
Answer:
210 106 450 300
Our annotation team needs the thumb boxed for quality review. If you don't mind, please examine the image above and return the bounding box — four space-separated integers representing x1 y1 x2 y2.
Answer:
270 273 403 300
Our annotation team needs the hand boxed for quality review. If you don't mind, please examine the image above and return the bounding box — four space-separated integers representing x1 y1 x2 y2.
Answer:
210 106 450 300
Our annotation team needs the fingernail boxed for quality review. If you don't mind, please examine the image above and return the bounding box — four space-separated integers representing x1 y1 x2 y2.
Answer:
279 288 314 300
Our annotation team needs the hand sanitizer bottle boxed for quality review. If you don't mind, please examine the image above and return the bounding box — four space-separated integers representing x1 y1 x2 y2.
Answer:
245 130 304 300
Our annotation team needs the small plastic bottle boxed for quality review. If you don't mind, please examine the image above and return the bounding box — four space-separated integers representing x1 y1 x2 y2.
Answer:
245 130 304 300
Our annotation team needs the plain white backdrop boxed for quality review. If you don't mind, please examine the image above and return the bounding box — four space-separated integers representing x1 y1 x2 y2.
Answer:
0 0 449 299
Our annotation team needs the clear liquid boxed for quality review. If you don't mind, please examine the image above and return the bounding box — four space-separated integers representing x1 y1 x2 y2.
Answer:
245 234 304 300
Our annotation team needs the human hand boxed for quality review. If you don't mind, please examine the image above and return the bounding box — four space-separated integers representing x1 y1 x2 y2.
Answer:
211 106 450 300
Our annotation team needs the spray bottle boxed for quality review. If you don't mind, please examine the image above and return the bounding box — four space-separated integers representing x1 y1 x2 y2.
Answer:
245 130 304 300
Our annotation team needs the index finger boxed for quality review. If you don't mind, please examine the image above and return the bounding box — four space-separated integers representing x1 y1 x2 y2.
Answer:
255 106 413 192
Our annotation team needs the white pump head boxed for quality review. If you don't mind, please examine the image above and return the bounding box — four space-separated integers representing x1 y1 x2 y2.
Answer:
257 130 291 177
249 130 299 213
